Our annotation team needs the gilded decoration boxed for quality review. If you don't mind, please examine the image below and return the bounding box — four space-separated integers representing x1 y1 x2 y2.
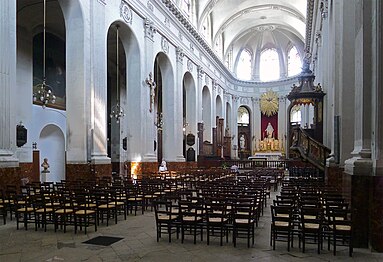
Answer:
260 90 279 117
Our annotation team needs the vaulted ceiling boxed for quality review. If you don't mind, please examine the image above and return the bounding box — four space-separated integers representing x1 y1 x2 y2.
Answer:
194 0 307 60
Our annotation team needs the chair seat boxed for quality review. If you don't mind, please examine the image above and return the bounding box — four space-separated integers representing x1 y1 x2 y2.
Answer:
75 210 96 215
182 216 202 221
330 224 351 231
235 218 254 224
128 197 143 201
55 208 74 214
158 214 177 220
36 208 54 213
276 214 289 218
98 204 115 209
208 217 228 223
304 223 320 229
17 207 34 212
274 221 289 227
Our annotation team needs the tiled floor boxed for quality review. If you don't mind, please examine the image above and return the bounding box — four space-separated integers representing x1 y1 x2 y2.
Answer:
1 191 382 262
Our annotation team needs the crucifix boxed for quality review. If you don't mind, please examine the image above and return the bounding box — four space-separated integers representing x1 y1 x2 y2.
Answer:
145 72 156 112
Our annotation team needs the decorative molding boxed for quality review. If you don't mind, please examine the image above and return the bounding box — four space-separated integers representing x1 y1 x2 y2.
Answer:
176 47 184 64
205 74 210 85
144 18 156 41
187 59 193 72
147 1 154 12
178 31 183 41
190 43 194 52
305 0 315 53
212 79 217 90
164 17 170 28
255 25 276 31
233 95 239 102
240 97 249 104
97 0 106 5
120 0 132 24
320 0 328 19
197 66 204 79
161 36 169 53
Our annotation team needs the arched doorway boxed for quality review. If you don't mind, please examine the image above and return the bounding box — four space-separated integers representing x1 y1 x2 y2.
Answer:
237 106 251 159
183 72 197 161
39 124 65 182
202 86 212 141
107 23 127 175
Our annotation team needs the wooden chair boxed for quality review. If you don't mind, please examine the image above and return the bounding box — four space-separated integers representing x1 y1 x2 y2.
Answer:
178 200 204 244
329 207 353 256
14 194 35 230
205 200 229 246
300 206 323 254
153 199 179 242
232 198 256 248
54 192 75 233
270 205 293 251
73 193 97 234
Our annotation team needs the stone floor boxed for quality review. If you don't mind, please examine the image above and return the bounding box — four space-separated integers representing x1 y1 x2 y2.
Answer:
1 191 383 262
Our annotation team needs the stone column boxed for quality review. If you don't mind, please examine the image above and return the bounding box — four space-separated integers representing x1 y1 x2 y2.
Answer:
0 0 18 167
90 1 110 165
343 0 373 249
142 19 157 162
196 66 204 156
171 46 185 162
232 95 239 159
278 96 287 151
252 97 261 151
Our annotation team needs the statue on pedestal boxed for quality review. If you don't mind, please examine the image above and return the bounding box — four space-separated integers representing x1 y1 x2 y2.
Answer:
41 158 50 173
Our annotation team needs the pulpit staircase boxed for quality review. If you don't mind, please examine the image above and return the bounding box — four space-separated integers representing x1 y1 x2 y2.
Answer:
289 126 331 171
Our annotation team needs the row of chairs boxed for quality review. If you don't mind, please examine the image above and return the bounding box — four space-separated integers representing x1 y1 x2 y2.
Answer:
270 179 353 256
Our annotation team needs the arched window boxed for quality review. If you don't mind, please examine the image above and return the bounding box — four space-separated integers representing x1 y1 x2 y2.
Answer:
260 48 280 81
236 49 252 80
181 0 191 17
288 46 302 76
201 17 211 43
237 106 250 126
215 34 223 58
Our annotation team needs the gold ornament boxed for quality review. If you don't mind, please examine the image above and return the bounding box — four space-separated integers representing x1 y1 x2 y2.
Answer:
260 90 279 116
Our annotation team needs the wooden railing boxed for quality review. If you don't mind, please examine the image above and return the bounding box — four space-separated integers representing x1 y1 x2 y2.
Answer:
290 126 331 171
220 160 288 170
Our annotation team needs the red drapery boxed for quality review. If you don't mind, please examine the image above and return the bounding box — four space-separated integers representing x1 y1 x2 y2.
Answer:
261 113 278 139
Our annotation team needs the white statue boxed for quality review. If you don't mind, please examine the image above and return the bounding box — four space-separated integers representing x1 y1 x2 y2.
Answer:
159 159 167 172
239 134 245 150
265 122 274 138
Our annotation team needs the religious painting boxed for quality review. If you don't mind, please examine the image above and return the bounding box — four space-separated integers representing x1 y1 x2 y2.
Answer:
33 32 66 110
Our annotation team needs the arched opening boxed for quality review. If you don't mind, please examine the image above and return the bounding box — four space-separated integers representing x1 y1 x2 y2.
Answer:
183 72 197 161
202 86 212 142
39 124 65 183
236 49 252 80
107 24 126 174
237 106 251 159
154 53 175 162
216 95 223 117
260 48 280 82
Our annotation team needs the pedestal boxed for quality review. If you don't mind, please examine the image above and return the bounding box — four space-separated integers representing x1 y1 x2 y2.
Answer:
41 171 50 182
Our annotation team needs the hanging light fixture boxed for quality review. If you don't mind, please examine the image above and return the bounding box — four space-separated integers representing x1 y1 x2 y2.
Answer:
110 25 125 123
33 0 56 108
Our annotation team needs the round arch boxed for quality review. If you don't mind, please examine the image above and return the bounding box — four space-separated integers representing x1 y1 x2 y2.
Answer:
39 124 65 183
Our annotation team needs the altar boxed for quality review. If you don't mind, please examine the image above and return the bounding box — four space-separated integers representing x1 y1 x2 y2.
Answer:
249 152 283 161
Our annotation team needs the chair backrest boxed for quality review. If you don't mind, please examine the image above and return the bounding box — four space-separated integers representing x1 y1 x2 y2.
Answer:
153 199 175 221
271 205 293 225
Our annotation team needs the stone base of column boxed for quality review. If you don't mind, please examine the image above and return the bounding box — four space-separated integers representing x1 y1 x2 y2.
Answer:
343 156 373 248
66 162 112 181
0 150 19 168
90 154 111 165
